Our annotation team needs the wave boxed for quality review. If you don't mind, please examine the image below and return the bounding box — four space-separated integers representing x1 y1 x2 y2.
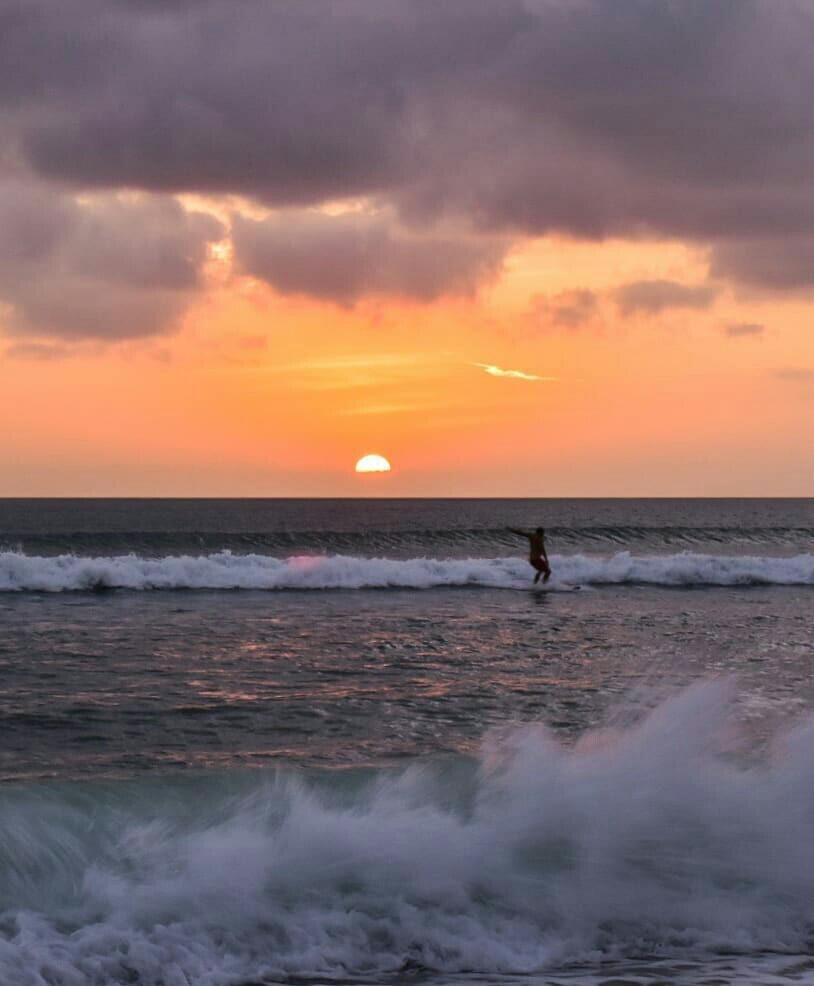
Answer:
2 682 814 984
1 548 813 592
4 524 814 558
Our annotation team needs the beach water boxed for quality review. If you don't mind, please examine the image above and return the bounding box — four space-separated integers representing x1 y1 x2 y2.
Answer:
1 498 813 986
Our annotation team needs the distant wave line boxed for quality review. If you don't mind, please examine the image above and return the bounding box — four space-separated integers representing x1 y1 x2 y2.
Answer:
1 549 813 592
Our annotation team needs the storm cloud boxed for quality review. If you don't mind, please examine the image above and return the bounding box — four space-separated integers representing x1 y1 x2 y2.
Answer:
2 0 814 313
0 181 222 338
711 237 814 291
232 212 504 304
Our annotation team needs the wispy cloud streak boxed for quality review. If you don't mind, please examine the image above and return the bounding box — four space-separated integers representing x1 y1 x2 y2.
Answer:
725 323 765 338
473 363 555 382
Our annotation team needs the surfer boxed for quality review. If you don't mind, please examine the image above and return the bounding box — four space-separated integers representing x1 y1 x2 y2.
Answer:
508 526 551 583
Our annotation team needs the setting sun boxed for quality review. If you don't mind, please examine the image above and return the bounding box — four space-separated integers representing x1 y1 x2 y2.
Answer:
355 454 392 474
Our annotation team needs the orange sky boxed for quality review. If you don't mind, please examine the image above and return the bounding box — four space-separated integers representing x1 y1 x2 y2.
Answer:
2 216 812 497
2 3 814 497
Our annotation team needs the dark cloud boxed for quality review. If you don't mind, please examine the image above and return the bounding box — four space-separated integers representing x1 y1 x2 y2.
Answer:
711 237 814 291
2 1 814 293
232 212 504 304
533 289 598 328
3 340 70 360
2 0 459 202
616 280 718 315
0 181 222 338
725 322 765 337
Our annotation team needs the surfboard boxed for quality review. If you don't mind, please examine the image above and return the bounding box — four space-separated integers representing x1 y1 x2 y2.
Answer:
530 582 581 592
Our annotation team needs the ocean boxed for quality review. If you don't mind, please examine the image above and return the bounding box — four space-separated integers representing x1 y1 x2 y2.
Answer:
1 498 814 986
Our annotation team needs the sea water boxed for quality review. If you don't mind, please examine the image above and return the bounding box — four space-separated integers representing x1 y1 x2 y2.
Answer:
1 498 813 986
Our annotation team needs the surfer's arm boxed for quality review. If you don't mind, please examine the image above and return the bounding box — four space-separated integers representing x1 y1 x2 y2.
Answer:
507 528 529 538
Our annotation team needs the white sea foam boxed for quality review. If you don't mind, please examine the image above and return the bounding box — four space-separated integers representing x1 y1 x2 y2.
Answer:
2 682 814 985
1 548 813 592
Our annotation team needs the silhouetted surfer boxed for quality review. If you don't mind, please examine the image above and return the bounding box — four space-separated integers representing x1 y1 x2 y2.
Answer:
509 527 551 583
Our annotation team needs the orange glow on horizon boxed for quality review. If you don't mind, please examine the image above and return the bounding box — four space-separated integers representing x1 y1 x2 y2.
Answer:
2 231 812 497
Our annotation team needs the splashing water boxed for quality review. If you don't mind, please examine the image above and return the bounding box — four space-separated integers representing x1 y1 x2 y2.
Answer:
1 549 814 592
2 681 814 985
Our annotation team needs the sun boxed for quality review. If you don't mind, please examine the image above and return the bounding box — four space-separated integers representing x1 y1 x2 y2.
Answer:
355 454 392 474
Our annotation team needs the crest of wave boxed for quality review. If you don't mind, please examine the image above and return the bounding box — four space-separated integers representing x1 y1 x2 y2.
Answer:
1 549 813 591
2 681 814 984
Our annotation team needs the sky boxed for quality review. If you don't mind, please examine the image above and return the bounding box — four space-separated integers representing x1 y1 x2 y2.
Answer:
1 0 812 496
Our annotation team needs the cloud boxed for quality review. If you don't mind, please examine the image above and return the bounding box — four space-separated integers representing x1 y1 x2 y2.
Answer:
533 289 598 328
725 322 765 337
3 341 70 360
711 237 814 291
2 2 814 292
616 279 718 315
232 211 505 304
272 354 425 374
261 352 453 391
4 1 518 204
775 368 814 382
473 362 553 382
340 401 445 416
0 181 223 339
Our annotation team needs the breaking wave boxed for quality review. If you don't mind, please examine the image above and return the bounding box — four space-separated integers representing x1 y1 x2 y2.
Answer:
2 682 814 985
1 549 813 592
